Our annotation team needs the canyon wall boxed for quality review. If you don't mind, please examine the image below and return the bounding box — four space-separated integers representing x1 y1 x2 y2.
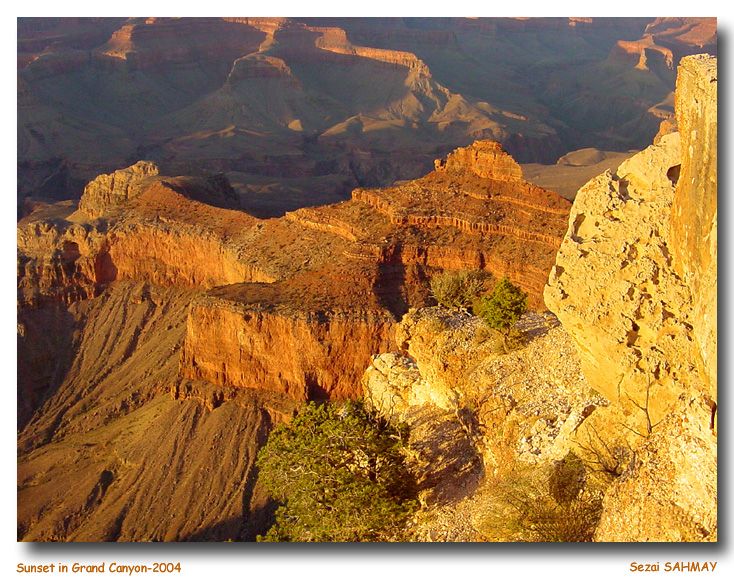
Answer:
93 18 266 70
352 188 563 247
17 219 273 307
20 138 564 404
544 54 717 541
181 295 396 401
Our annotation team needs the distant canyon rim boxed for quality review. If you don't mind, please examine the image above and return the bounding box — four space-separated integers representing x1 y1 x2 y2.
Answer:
19 17 715 215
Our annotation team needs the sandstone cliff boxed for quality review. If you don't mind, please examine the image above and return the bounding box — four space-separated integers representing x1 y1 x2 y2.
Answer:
182 289 396 401
17 19 719 543
544 54 717 541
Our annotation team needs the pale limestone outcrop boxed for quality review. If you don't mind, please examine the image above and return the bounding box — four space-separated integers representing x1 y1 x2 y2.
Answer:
545 132 699 426
594 393 716 541
79 161 159 218
671 55 717 397
363 353 455 418
544 54 717 541
363 308 601 469
362 308 604 523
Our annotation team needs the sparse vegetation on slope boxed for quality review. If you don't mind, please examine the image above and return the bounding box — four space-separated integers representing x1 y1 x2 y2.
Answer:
477 454 604 542
430 269 489 312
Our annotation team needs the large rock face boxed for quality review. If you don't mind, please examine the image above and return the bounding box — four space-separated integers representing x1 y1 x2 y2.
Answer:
670 55 717 396
544 54 717 541
593 393 717 541
545 133 696 423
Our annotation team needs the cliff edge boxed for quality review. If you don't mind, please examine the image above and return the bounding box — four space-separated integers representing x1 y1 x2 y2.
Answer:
544 54 717 541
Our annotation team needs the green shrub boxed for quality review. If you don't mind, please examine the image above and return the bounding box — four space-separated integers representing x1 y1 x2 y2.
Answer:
256 400 418 542
473 277 528 348
430 270 489 311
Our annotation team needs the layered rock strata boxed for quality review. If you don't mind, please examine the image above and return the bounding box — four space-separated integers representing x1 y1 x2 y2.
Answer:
18 281 293 541
19 140 567 402
21 17 702 207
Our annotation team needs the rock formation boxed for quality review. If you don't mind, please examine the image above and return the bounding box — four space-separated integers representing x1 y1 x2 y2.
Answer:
434 140 522 181
545 132 693 421
17 281 293 541
78 161 159 218
16 18 717 543
18 134 573 539
544 54 717 541
362 308 603 533
181 287 396 401
670 55 717 396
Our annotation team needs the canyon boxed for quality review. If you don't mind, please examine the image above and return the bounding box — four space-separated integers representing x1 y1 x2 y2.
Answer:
18 17 715 217
18 135 573 540
16 18 716 543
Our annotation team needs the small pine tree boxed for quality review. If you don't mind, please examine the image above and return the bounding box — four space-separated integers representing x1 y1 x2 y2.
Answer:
473 277 528 350
256 400 418 542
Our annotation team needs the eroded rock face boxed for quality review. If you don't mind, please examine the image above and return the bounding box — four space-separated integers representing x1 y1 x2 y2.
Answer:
20 139 567 404
17 217 271 308
363 308 601 470
79 161 159 218
594 394 717 541
362 307 604 522
544 54 717 541
545 133 697 425
93 18 266 70
17 281 290 542
182 293 396 401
